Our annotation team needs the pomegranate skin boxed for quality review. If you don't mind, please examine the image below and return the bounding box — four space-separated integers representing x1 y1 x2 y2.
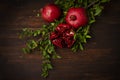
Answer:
41 4 61 22
65 7 88 29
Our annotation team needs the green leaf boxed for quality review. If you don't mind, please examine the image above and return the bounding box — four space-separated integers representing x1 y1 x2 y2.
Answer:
89 19 96 24
74 33 77 40
72 47 77 52
41 71 48 78
22 48 30 54
47 48 53 54
94 5 104 16
83 37 87 43
52 54 61 59
86 35 92 38
33 29 41 36
42 31 46 36
89 11 96 24
43 50 47 56
27 40 37 49
55 0 60 4
45 55 50 59
79 43 84 51
101 0 110 3
20 28 33 38
47 64 53 69
36 13 40 17
72 42 79 52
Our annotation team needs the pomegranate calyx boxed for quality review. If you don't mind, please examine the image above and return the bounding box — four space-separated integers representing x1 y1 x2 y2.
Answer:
70 15 77 21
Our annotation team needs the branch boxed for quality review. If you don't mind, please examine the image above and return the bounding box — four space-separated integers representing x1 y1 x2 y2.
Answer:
87 0 99 8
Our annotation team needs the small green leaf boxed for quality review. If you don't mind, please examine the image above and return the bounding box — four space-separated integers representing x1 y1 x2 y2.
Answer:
52 54 61 59
83 37 87 43
101 0 110 3
89 19 96 24
22 28 27 31
47 64 53 69
36 13 40 17
45 45 49 50
43 50 47 56
79 43 84 51
42 31 46 36
51 22 55 26
72 47 77 52
47 48 53 54
45 55 50 59
22 48 30 54
74 33 77 40
86 35 92 38
56 55 61 59
41 71 48 78
94 5 104 16
33 30 41 36
27 40 37 49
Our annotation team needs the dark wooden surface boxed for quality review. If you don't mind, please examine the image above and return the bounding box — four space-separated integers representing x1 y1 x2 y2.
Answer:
0 0 120 80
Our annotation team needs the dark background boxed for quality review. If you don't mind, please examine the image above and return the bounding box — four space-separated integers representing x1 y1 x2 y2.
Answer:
0 0 120 80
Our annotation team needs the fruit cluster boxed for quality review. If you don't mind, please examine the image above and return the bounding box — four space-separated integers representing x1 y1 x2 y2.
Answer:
41 4 88 48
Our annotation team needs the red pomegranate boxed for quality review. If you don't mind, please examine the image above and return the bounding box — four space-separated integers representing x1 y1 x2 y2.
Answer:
50 31 59 40
50 23 75 48
62 30 75 48
65 7 88 29
55 23 71 34
52 38 63 48
41 4 61 22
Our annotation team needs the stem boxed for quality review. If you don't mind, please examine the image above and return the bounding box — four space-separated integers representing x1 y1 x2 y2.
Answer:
87 0 99 8
74 0 78 4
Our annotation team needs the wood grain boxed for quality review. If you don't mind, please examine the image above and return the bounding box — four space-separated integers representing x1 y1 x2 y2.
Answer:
0 0 120 80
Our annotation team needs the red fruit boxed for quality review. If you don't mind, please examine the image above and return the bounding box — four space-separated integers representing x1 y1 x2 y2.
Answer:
41 4 61 22
63 29 74 37
62 30 75 48
50 23 75 48
65 7 88 29
52 38 63 48
55 23 71 34
63 37 75 48
50 31 59 40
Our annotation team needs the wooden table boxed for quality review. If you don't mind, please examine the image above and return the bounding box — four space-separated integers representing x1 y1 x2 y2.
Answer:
0 0 120 80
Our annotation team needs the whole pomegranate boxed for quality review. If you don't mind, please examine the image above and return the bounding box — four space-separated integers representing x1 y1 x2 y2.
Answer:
65 7 88 29
41 4 61 22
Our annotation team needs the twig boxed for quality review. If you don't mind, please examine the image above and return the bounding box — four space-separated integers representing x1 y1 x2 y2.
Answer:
87 0 99 8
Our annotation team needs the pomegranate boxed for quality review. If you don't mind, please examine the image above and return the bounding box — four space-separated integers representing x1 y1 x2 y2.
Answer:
50 31 59 40
63 29 74 37
65 7 88 29
50 23 75 48
52 38 63 48
62 29 75 48
55 23 71 34
41 4 61 22
63 36 75 48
